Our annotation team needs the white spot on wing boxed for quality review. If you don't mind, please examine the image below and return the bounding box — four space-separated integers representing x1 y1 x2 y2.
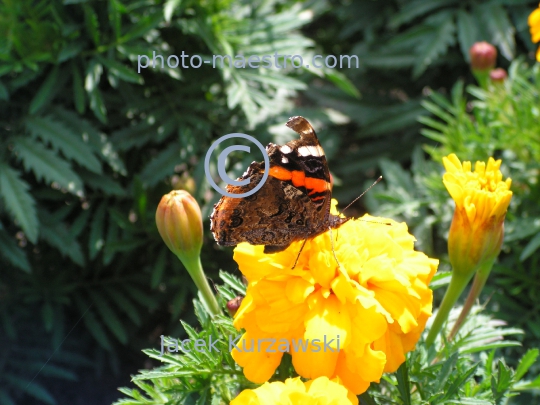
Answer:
297 145 324 156
280 145 292 154
282 156 289 164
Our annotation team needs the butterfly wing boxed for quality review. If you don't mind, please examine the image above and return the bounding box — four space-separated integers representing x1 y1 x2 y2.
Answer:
210 116 338 253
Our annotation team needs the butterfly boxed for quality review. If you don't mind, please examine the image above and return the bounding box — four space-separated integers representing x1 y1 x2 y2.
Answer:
210 116 350 254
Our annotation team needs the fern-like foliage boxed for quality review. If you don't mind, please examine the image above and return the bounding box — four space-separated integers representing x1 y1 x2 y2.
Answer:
0 0 332 403
114 272 250 405
362 306 540 404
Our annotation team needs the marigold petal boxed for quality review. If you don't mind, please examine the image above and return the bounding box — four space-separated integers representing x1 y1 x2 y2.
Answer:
339 345 386 385
304 293 350 348
373 324 407 373
231 332 283 384
231 377 358 405
292 341 340 379
442 153 462 172
306 376 358 405
309 249 337 288
286 277 315 304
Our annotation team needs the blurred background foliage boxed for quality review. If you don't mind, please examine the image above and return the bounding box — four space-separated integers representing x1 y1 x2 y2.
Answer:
0 0 539 404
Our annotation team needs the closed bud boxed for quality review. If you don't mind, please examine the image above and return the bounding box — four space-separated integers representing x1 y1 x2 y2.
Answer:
156 190 220 316
489 68 507 83
226 296 243 317
156 190 203 263
469 42 497 71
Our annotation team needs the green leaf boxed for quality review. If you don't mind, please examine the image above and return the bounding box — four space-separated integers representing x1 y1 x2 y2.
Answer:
42 301 54 332
358 392 377 405
514 348 539 380
519 232 540 261
0 164 38 243
83 4 100 46
37 364 77 381
103 285 142 326
96 55 143 84
429 271 452 290
51 107 126 174
457 10 478 62
389 0 457 29
72 62 86 114
139 143 180 187
79 169 125 196
58 40 85 63
151 248 167 288
89 202 106 259
0 389 16 405
443 363 479 400
0 80 9 101
89 290 128 344
74 296 112 350
39 209 85 266
481 4 515 60
120 14 163 43
69 207 91 238
26 115 102 174
4 376 56 405
219 270 246 295
491 361 513 404
413 13 456 78
88 87 107 123
14 138 83 194
0 230 31 272
323 70 360 98
123 285 157 309
164 0 182 22
29 66 61 114
395 361 411 405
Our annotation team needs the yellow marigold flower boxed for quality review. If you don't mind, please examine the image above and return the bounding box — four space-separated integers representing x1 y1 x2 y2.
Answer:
230 376 358 405
529 3 540 61
426 154 512 347
231 203 438 395
443 154 512 273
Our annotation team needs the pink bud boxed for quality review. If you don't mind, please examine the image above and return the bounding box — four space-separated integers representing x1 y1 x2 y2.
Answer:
469 42 497 71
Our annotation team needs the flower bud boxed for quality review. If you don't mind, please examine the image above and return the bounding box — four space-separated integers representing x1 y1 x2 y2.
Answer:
443 154 512 274
156 190 203 263
226 296 243 317
489 68 507 83
426 153 512 347
469 42 497 71
156 190 221 316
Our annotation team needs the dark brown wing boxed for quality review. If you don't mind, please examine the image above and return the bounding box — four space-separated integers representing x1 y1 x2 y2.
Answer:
210 116 347 253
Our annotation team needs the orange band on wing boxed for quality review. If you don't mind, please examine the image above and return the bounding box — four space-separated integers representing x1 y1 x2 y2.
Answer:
291 170 306 187
269 167 328 195
305 177 328 194
269 166 292 180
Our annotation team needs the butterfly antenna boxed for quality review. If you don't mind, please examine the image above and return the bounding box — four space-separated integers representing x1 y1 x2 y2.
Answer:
342 176 383 213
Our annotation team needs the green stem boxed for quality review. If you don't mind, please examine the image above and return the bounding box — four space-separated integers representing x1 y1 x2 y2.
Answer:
472 69 491 89
179 255 221 317
425 270 474 348
448 260 494 341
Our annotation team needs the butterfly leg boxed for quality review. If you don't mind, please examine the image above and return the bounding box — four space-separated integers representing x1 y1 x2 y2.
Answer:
292 239 308 269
